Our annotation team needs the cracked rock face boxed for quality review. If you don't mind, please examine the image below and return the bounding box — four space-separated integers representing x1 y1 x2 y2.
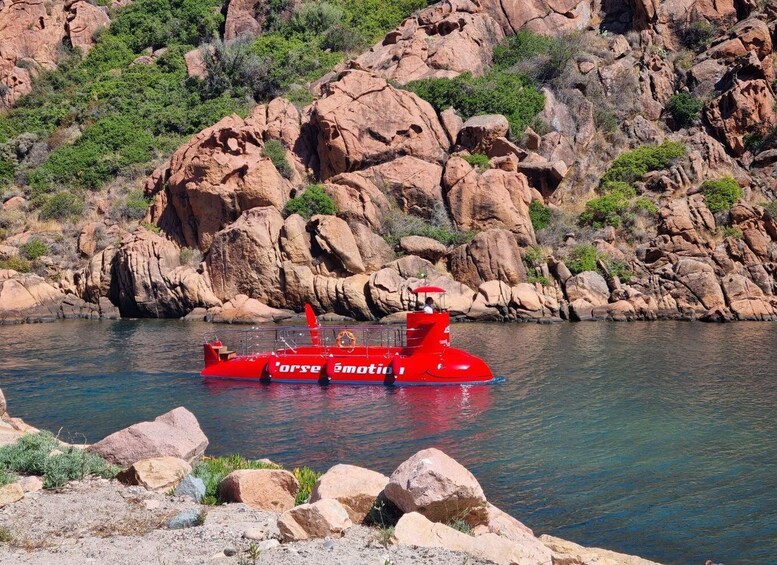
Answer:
311 70 451 179
0 0 109 106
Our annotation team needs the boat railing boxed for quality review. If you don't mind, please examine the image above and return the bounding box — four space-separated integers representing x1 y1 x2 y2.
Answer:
204 324 429 358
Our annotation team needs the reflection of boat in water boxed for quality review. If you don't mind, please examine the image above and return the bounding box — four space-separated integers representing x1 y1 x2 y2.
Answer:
201 288 501 386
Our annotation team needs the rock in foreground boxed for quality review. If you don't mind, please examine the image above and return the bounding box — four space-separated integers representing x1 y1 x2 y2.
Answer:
310 464 389 523
88 407 208 467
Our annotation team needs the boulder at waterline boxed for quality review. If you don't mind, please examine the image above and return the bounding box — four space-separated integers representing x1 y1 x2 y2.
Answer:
540 534 663 565
218 469 299 512
384 447 487 525
277 498 353 542
309 464 389 524
393 512 553 565
88 407 208 467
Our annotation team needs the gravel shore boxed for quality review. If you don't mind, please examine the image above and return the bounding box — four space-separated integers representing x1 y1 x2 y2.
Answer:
0 478 491 565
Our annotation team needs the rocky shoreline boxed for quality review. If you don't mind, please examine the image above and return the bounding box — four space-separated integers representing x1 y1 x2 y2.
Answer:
0 389 667 565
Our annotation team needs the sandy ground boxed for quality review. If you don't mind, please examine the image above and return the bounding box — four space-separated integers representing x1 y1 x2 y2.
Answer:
0 478 492 565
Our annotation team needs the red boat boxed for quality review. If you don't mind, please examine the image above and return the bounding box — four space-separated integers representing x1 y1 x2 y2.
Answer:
201 287 500 386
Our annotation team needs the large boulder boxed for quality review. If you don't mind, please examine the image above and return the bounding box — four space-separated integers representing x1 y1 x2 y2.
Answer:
458 115 510 153
565 271 610 307
144 106 294 250
540 534 662 565
0 483 24 507
66 2 111 51
443 156 535 244
116 457 192 492
355 156 444 218
88 407 209 467
283 265 374 320
277 499 353 541
323 174 392 230
207 207 286 305
311 70 450 179
113 229 220 318
355 1 504 85
310 215 365 274
224 0 263 41
210 295 294 324
309 464 390 524
449 229 527 289
479 0 593 36
218 469 299 512
394 512 554 565
368 269 475 317
0 270 65 323
384 448 487 524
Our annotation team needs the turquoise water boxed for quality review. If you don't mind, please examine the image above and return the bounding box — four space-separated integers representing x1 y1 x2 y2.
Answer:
1 319 776 564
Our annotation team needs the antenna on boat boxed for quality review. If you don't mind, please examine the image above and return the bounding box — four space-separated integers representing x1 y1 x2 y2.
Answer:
304 304 321 346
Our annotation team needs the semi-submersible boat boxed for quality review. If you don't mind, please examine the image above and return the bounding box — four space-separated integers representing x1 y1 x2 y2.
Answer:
201 287 499 386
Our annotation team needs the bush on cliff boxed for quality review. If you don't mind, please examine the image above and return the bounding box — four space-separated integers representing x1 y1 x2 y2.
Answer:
284 185 337 219
602 141 686 186
20 239 48 260
701 177 743 213
382 206 474 247
406 71 545 135
493 30 579 85
0 431 118 489
665 92 703 128
529 200 551 231
262 140 293 179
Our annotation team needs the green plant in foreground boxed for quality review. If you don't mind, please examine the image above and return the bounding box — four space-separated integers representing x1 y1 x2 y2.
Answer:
0 468 16 487
0 431 117 488
0 256 31 273
374 526 394 548
0 526 12 543
284 185 337 219
448 518 473 535
701 177 743 214
292 466 321 505
191 454 281 505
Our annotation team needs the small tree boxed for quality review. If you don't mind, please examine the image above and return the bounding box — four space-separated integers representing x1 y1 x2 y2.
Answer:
284 185 337 219
701 177 743 213
665 92 703 128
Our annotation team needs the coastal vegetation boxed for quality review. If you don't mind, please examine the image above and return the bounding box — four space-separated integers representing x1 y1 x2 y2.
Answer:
0 431 117 489
701 177 743 213
284 185 337 219
0 0 426 217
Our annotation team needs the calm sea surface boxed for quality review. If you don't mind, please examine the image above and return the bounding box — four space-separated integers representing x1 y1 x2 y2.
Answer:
0 319 775 564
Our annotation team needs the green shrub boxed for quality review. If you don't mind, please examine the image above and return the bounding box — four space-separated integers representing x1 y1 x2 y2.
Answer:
720 226 743 239
381 208 473 247
262 140 293 179
39 192 85 220
529 200 551 231
200 38 273 101
527 272 550 285
192 455 281 505
602 141 686 185
406 71 545 135
760 200 777 218
523 244 547 267
284 185 337 219
292 466 321 505
0 256 31 272
606 259 633 282
492 30 556 70
493 30 578 84
681 20 715 51
701 177 742 213
289 1 344 37
0 468 16 487
632 196 659 216
0 431 117 489
0 526 11 543
0 157 14 189
579 183 635 228
122 190 151 221
665 92 703 128
462 153 490 170
20 239 48 260
566 244 599 274
42 448 118 489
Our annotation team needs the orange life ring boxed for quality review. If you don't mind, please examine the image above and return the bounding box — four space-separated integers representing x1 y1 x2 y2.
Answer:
336 330 356 349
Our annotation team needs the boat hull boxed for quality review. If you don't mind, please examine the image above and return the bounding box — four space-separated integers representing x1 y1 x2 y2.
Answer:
200 344 496 386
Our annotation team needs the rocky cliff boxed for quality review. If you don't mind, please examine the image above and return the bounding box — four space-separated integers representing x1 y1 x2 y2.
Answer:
2 0 777 323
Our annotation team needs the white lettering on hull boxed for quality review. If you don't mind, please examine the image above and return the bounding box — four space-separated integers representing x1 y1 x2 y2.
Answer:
275 363 396 375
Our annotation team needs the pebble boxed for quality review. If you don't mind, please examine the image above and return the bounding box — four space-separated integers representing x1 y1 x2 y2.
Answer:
242 527 266 540
166 508 202 530
323 537 335 550
174 475 206 503
223 547 237 556
257 539 280 551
